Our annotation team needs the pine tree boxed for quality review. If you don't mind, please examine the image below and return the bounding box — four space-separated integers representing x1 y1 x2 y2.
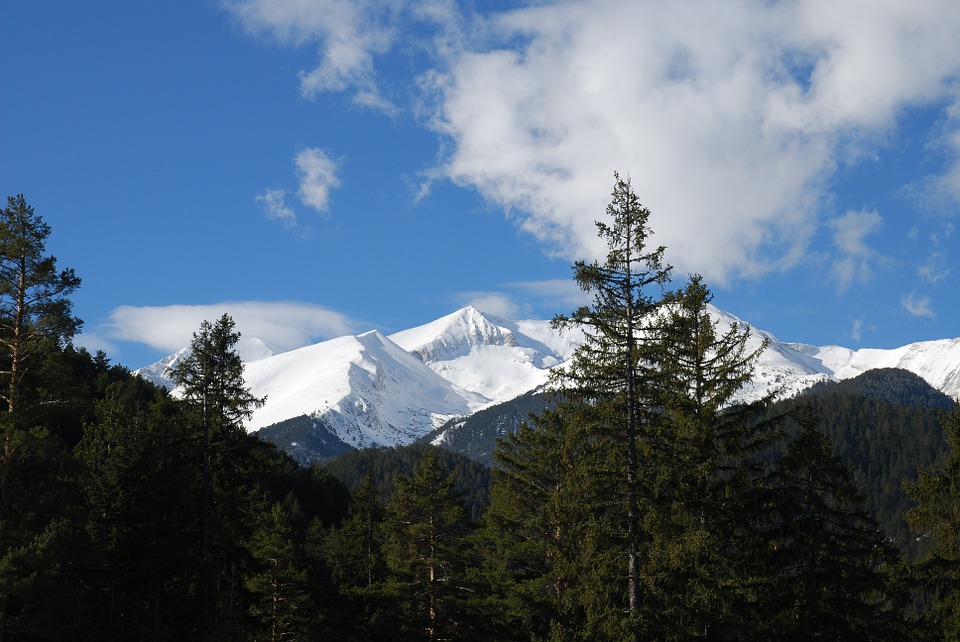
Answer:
758 416 910 640
482 401 624 641
0 195 84 641
633 275 779 637
169 313 264 637
552 172 671 625
383 449 470 641
0 194 81 417
322 473 396 640
327 473 387 592
908 403 960 640
77 376 201 638
246 497 315 642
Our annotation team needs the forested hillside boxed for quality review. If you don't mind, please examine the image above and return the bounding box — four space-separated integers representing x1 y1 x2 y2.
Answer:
420 390 555 467
7 185 960 640
774 368 953 555
325 443 492 521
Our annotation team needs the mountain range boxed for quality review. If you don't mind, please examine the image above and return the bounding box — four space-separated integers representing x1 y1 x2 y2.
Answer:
136 304 960 462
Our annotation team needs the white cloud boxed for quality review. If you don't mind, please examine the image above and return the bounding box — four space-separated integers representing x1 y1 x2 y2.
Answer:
257 148 341 228
850 318 863 343
423 0 960 285
506 279 593 312
222 0 401 109
256 188 298 228
227 0 960 288
104 301 359 354
458 292 526 320
919 252 950 284
827 209 883 292
455 279 594 321
295 147 340 213
901 292 935 319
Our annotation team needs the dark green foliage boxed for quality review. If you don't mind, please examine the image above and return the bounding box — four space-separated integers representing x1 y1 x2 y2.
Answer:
551 172 672 626
77 376 200 638
753 415 911 640
0 195 88 640
482 401 624 641
0 421 89 640
420 390 555 467
907 404 960 640
245 497 315 641
326 443 492 521
0 195 82 416
768 369 951 555
382 449 472 640
806 367 954 410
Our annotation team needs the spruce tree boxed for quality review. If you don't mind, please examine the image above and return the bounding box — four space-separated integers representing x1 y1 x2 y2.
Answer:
908 403 960 640
169 313 264 637
483 401 623 641
382 449 470 641
246 498 315 641
327 472 387 592
758 417 910 641
552 172 671 624
633 275 776 638
77 376 200 638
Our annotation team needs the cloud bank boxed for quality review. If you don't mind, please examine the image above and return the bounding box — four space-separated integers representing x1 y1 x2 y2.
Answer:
226 0 960 291
104 301 359 355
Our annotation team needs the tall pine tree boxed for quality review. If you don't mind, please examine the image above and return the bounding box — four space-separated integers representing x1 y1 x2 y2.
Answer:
0 195 84 641
383 449 471 641
908 403 960 640
169 313 264 638
552 172 671 624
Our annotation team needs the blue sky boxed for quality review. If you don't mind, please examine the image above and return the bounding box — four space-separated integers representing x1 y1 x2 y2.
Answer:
3 0 960 370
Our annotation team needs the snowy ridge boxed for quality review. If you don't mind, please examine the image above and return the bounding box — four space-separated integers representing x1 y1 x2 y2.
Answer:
135 304 960 452
242 330 488 448
787 337 960 401
390 306 579 402
135 336 276 390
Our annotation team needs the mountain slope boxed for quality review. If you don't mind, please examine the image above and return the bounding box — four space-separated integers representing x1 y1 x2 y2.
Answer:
135 304 960 463
242 330 489 449
789 338 960 401
390 306 579 402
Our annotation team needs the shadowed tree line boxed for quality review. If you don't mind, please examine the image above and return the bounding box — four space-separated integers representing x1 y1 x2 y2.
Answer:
4 190 960 641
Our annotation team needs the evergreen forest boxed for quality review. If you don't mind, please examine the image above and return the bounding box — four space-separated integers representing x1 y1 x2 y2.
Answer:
5 183 960 641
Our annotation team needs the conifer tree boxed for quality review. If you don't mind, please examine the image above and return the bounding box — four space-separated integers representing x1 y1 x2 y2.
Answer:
77 376 200 637
383 448 470 641
552 172 671 621
246 497 314 642
0 195 81 416
758 417 910 641
632 275 775 637
0 195 83 641
483 401 624 641
908 403 960 640
327 472 387 592
169 313 264 637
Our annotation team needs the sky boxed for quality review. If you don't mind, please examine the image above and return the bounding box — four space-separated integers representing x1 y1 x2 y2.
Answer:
3 0 960 370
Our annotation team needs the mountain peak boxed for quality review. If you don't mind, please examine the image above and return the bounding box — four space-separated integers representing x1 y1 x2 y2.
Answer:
134 305 960 465
390 306 518 362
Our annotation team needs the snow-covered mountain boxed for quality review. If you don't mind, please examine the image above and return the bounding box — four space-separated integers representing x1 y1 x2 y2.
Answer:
390 306 580 402
135 304 960 456
242 330 489 448
136 335 276 389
